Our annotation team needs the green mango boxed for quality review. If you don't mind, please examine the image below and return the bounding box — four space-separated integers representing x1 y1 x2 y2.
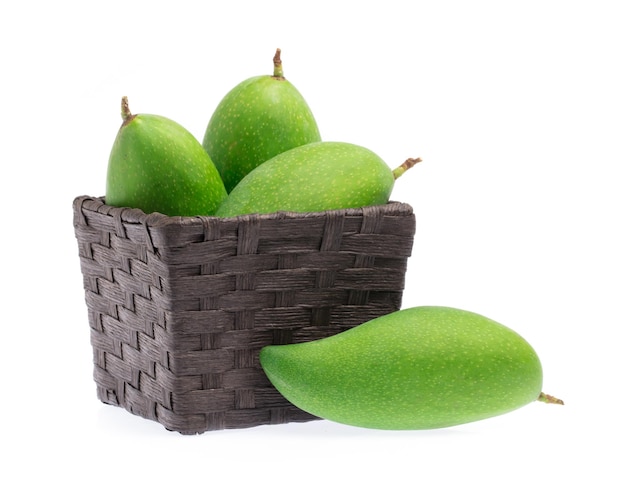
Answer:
106 97 227 216
202 48 321 192
260 306 563 430
215 141 420 217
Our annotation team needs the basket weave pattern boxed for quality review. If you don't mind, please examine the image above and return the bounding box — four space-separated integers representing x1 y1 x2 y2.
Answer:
73 196 415 433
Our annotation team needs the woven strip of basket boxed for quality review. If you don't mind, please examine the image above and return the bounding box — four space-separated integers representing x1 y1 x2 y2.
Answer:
73 196 415 434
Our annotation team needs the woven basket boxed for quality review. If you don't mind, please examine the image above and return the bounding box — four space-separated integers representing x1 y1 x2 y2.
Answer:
73 195 415 434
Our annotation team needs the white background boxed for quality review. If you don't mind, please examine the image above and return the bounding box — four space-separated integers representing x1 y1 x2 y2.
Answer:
2 1 624 475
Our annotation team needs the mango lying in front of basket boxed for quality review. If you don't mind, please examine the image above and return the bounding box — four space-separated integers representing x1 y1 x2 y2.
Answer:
215 141 420 217
260 306 563 430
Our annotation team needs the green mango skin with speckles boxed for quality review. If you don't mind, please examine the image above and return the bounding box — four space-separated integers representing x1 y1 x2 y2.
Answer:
202 75 321 192
215 141 394 217
260 306 544 430
106 113 227 216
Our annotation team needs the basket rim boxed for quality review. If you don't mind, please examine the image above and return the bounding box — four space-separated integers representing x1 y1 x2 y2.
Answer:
73 195 414 228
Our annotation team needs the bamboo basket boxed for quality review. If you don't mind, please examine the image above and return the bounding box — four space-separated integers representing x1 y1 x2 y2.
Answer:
73 195 415 434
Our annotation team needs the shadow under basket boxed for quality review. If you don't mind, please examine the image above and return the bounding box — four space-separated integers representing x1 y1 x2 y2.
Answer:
73 196 416 434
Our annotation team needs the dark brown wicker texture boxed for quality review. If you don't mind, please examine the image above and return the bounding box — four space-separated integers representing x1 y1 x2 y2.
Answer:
73 196 415 434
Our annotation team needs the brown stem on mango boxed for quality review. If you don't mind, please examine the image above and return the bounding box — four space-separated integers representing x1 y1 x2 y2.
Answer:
273 48 285 79
392 157 422 180
537 392 564 405
121 96 137 126
121 96 131 120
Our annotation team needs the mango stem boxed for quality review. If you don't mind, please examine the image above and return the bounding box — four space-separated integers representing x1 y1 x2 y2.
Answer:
120 96 137 126
121 96 132 120
537 392 564 405
392 157 422 180
273 48 284 78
